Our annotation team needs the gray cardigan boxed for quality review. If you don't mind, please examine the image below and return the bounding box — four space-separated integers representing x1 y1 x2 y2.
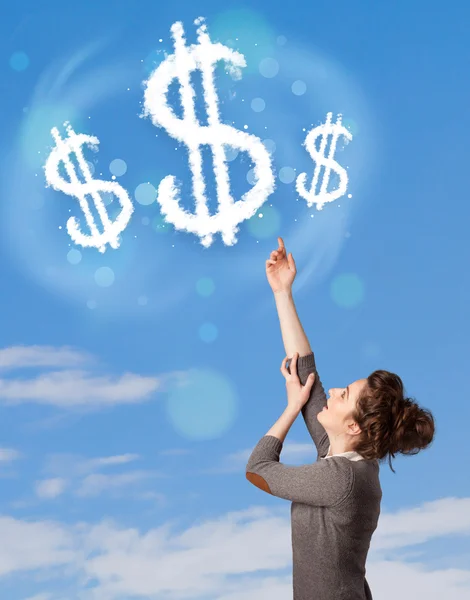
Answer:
246 352 382 600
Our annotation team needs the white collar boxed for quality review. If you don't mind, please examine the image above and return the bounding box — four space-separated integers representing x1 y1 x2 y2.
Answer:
322 444 364 462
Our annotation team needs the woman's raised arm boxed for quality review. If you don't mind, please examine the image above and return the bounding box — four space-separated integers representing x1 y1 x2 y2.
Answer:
266 238 329 454
266 237 311 356
273 288 312 357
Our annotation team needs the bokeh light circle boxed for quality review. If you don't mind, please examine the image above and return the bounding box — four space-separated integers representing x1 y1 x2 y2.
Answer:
247 205 281 239
196 277 215 297
135 182 157 205
279 166 296 184
262 138 276 154
20 104 81 170
292 80 307 96
94 267 115 288
199 322 218 343
109 158 127 177
224 146 239 162
246 169 257 185
67 249 82 265
152 215 170 234
10 52 29 71
259 57 279 78
330 273 364 308
251 97 266 112
166 368 237 440
138 295 148 306
211 8 276 74
342 117 359 136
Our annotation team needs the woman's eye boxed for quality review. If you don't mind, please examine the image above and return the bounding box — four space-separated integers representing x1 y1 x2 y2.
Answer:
341 390 346 398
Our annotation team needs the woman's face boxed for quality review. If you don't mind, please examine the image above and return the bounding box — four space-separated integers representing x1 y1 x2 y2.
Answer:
318 378 367 436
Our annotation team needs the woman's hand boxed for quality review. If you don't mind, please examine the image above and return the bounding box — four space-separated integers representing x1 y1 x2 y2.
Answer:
266 237 297 293
280 352 315 411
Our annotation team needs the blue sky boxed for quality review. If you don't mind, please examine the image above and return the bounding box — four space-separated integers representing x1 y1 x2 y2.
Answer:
1 0 469 598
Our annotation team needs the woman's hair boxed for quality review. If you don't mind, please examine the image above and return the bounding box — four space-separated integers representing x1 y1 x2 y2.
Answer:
351 370 435 473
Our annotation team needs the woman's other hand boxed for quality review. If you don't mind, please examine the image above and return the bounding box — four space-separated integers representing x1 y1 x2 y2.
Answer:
280 352 315 411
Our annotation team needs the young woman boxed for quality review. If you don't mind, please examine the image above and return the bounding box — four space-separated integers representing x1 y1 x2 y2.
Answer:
246 237 435 600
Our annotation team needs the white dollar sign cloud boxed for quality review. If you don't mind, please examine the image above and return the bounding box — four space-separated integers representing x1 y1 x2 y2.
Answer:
142 17 275 248
44 123 134 253
296 112 353 211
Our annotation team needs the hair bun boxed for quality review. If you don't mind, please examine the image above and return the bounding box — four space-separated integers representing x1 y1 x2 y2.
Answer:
400 398 413 413
400 397 415 419
351 369 435 472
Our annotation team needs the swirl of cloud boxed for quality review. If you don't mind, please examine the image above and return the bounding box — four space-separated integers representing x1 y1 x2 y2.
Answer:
1 17 377 318
211 9 379 314
0 40 191 317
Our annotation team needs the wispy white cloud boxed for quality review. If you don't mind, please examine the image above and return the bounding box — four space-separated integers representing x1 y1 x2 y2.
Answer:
0 345 91 370
199 441 317 474
0 448 21 463
34 478 67 499
0 497 469 599
0 344 179 409
0 516 76 578
43 452 141 478
0 369 160 407
83 453 140 470
371 497 470 551
76 470 161 498
33 452 164 502
138 490 167 503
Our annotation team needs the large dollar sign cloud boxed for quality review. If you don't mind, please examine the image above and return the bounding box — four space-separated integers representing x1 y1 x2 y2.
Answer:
142 17 275 248
296 112 353 211
44 124 134 253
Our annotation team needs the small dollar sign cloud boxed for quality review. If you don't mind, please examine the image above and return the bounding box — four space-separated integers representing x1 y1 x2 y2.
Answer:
296 112 353 211
44 123 134 253
142 17 275 248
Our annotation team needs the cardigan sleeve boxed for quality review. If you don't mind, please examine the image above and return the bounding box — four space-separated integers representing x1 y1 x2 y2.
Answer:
287 352 329 454
246 435 354 507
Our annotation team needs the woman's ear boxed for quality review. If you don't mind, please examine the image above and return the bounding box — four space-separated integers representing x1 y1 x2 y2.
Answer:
348 421 361 436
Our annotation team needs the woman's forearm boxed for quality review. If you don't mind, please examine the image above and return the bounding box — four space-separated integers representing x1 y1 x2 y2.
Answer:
274 289 312 358
265 406 301 443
